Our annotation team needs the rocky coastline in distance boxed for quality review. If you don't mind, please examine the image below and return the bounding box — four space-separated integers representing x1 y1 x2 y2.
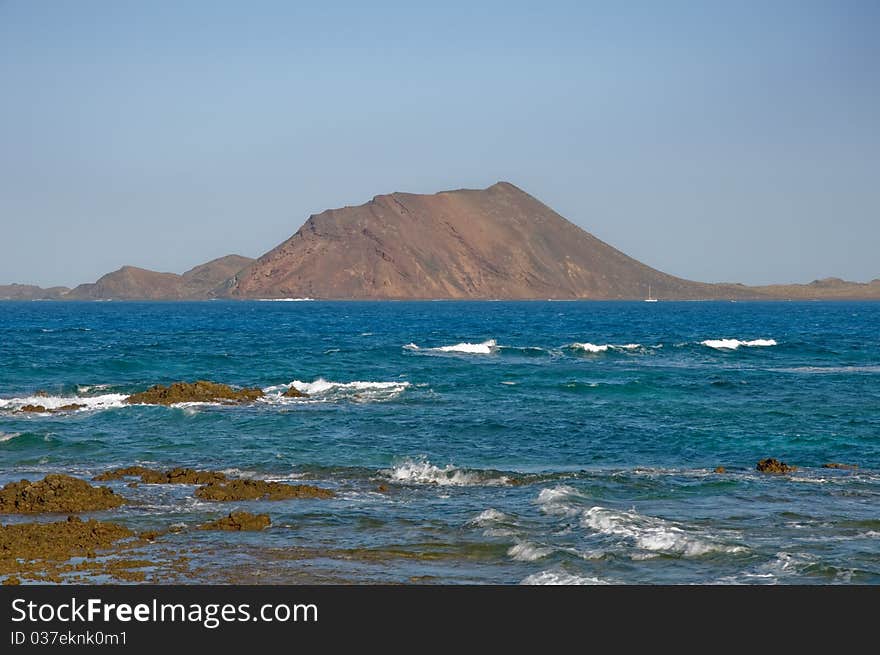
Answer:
3 183 879 301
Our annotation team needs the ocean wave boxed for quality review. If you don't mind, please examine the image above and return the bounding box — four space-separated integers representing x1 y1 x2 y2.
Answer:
778 365 880 374
536 485 583 516
383 459 510 486
701 338 777 350
581 506 746 557
76 384 112 394
0 393 128 414
508 541 554 562
520 570 608 585
0 432 22 443
256 298 315 302
568 342 642 354
404 339 497 354
261 378 410 403
468 508 510 526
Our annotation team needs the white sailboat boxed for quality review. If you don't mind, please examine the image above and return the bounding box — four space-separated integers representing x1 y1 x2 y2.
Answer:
645 284 658 302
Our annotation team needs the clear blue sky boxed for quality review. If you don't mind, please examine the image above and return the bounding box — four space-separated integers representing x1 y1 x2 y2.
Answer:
2 1 878 287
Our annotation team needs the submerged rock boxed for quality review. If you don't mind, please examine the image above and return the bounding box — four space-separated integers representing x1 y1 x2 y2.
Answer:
199 511 271 531
195 479 335 502
282 386 305 398
126 380 264 405
95 466 227 485
756 458 797 474
0 474 126 514
713 467 726 474
822 462 858 470
18 404 47 413
17 403 84 413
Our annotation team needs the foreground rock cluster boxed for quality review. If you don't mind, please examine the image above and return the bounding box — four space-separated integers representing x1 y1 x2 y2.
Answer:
0 467 334 584
0 474 125 513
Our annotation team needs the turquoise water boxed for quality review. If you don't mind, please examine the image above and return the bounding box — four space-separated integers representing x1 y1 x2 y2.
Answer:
1 300 879 584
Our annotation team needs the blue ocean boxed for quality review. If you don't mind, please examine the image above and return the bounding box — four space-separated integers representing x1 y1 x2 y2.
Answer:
1 300 879 584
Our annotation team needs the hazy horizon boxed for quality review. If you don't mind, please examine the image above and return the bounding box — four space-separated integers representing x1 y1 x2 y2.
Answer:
2 1 878 288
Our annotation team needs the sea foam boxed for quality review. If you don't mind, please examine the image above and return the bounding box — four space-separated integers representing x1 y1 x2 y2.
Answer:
507 541 554 562
405 339 497 354
0 393 128 413
263 379 410 403
568 342 642 353
383 459 509 486
701 338 777 350
581 506 746 557
520 570 608 585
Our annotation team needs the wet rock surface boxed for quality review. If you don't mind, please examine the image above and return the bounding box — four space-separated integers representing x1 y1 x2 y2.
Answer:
94 466 228 485
126 380 264 405
756 458 797 474
17 403 84 413
0 516 132 566
822 462 858 470
195 479 335 501
282 386 305 398
199 511 271 531
0 474 126 514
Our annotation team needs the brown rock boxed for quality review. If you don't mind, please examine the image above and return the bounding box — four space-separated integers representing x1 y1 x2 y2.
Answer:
94 466 227 485
0 516 132 574
17 403 83 413
822 462 858 470
195 479 334 502
199 511 271 531
376 484 390 492
283 386 305 398
18 404 47 413
55 403 85 412
0 474 125 514
756 458 797 474
126 381 264 405
93 465 156 481
713 467 726 474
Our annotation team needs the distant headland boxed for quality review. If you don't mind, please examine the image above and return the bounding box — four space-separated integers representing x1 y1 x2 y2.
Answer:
3 183 878 300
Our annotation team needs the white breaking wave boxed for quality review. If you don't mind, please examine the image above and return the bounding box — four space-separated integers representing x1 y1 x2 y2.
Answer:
536 485 583 516
581 506 746 557
383 459 509 486
508 541 554 562
405 339 497 354
262 379 410 403
701 338 777 350
568 342 642 353
76 384 112 394
256 298 314 302
0 393 128 413
468 508 509 526
0 432 22 443
520 570 608 585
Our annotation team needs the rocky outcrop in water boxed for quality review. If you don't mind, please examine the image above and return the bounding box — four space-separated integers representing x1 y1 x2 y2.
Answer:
195 479 335 501
821 462 858 470
126 381 264 405
199 511 271 531
0 475 126 513
94 466 228 484
756 458 797 474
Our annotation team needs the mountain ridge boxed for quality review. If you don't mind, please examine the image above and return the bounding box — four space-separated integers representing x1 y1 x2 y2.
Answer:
3 183 878 300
